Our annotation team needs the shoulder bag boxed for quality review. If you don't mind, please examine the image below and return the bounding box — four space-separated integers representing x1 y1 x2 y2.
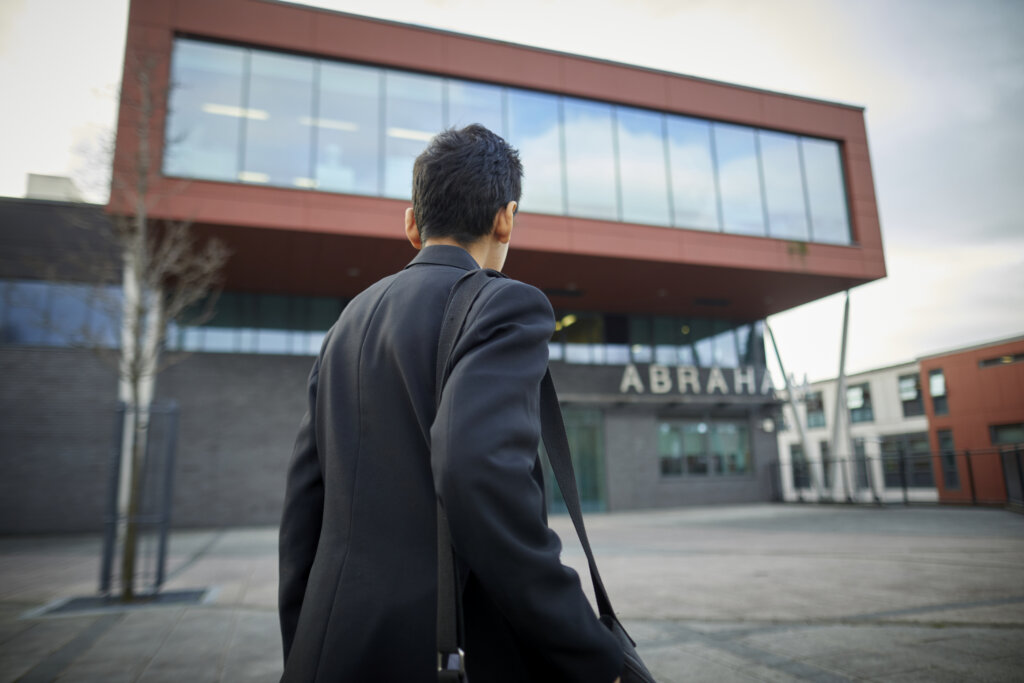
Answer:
434 268 656 683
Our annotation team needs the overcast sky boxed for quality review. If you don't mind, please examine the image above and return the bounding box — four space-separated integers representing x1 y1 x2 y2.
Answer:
1 0 1022 385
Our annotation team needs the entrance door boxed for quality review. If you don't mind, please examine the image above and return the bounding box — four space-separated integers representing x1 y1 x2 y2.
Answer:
541 407 607 514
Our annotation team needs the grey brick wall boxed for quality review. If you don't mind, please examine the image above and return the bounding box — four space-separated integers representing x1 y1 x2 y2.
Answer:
602 408 776 510
0 347 119 533
154 352 312 528
0 347 314 533
1 346 779 533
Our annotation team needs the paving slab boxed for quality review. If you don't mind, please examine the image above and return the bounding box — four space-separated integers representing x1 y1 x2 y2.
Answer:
1 504 1022 682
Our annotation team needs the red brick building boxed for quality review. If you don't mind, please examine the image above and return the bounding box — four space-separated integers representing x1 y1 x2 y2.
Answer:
0 0 887 530
921 336 1024 505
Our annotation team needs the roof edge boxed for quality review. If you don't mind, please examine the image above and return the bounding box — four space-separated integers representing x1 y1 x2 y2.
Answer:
260 0 866 112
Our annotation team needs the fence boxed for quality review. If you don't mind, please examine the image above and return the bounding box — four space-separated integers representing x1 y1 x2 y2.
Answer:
771 446 1024 507
99 402 180 596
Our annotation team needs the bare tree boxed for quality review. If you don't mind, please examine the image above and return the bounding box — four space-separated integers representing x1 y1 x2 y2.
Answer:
107 47 229 601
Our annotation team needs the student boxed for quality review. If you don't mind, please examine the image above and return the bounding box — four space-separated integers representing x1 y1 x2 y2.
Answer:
279 124 623 682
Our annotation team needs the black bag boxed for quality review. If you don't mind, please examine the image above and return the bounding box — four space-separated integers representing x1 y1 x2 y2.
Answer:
434 269 656 683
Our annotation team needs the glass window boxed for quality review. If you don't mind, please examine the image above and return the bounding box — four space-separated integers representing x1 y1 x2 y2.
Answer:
316 62 382 195
711 422 751 475
929 369 948 415
666 116 718 231
559 312 603 364
87 285 122 348
881 433 933 487
46 284 94 346
241 51 316 188
653 316 682 366
847 382 874 423
790 443 810 488
308 296 342 331
628 315 652 364
688 318 715 367
750 321 767 367
735 324 753 365
819 440 832 488
713 123 766 236
683 422 710 476
991 423 1024 446
801 138 850 244
563 98 617 220
616 106 670 226
383 71 443 199
164 39 246 182
938 429 959 489
898 373 924 417
806 391 826 429
506 89 564 215
660 421 747 477
759 131 810 240
603 314 630 365
2 281 49 345
979 353 1024 368
710 321 739 368
658 422 684 476
446 80 504 136
854 437 869 489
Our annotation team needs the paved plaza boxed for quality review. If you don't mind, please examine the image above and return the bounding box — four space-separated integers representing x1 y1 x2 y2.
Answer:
1 504 1022 682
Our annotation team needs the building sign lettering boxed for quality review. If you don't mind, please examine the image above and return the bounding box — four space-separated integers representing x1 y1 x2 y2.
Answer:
619 364 773 396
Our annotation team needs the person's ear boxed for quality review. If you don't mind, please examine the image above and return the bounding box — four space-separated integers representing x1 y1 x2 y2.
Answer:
493 201 516 245
405 207 422 250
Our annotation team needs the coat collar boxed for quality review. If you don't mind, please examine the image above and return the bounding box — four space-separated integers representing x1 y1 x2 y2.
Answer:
404 244 480 272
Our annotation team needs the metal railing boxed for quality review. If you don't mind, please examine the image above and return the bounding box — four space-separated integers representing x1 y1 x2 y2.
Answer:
770 446 1024 507
100 402 180 596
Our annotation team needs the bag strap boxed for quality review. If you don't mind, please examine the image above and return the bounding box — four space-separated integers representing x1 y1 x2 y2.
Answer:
433 269 631 679
435 268 498 679
538 370 620 624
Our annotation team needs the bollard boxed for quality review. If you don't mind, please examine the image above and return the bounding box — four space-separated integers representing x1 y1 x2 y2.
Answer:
899 447 909 505
1017 446 1024 506
965 450 976 505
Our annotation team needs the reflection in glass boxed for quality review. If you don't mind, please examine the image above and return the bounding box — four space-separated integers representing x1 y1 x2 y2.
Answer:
687 318 714 367
316 62 381 194
666 117 719 231
3 281 48 344
0 281 121 348
561 312 604 364
161 37 856 250
616 106 670 226
658 423 684 475
736 324 752 365
164 39 246 182
446 80 504 135
711 422 751 475
47 285 92 345
713 124 766 236
563 98 617 220
802 138 850 244
759 131 810 240
242 51 315 188
507 89 564 215
204 328 238 352
384 72 443 198
183 326 204 352
652 316 685 366
710 323 739 368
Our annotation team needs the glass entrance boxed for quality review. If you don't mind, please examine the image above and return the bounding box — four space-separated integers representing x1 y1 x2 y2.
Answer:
541 407 607 514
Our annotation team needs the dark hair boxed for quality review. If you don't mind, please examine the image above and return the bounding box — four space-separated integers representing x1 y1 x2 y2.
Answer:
412 124 522 245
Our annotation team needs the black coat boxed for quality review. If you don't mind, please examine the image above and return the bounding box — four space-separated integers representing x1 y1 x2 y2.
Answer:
279 245 622 682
